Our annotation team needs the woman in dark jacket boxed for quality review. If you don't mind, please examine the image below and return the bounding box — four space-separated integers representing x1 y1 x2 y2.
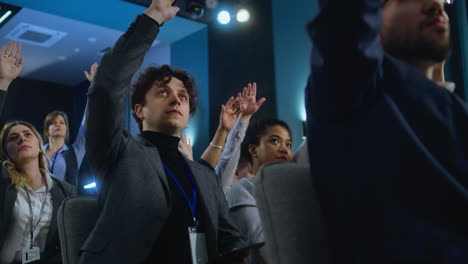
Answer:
0 41 75 264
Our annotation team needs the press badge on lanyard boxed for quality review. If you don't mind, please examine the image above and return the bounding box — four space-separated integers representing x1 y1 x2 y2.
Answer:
162 162 208 264
189 227 208 264
21 247 40 264
21 184 49 264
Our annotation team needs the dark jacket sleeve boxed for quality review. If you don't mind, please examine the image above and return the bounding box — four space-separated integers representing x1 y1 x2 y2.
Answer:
306 0 385 122
85 14 160 185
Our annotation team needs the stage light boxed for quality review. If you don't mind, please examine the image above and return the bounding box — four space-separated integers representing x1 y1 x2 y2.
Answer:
236 9 250 23
217 10 231 24
186 1 206 19
0 11 12 24
84 181 96 189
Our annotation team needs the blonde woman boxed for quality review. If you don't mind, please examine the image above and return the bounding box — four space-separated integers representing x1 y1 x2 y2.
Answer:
0 41 75 264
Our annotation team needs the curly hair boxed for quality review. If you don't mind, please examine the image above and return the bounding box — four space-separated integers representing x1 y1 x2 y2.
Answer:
129 65 198 131
240 119 292 165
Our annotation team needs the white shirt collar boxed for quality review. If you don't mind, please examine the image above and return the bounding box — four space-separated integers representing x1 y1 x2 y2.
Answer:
25 172 54 193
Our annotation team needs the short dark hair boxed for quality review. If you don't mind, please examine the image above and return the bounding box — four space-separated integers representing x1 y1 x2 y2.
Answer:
43 111 70 143
129 65 198 131
240 119 292 165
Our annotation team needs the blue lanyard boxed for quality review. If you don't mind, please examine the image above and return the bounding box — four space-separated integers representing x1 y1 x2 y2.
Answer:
48 146 64 173
162 162 198 229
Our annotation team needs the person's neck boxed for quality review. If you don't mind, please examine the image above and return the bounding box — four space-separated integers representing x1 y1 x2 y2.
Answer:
252 161 261 176
48 136 65 154
143 126 181 138
18 160 45 191
407 59 437 82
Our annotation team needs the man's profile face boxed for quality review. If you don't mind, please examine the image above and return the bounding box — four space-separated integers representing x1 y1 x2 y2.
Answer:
381 0 451 63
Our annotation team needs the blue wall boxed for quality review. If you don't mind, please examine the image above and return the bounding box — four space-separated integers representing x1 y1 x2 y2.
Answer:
272 0 318 152
171 28 210 159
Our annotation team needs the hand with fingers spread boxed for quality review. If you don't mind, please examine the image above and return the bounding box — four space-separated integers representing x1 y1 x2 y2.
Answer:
238 82 266 122
0 41 24 90
201 96 240 168
144 0 180 26
220 96 241 132
84 62 99 82
178 133 194 161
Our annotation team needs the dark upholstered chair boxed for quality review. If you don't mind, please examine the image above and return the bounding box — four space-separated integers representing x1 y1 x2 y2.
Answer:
57 197 99 264
254 162 328 264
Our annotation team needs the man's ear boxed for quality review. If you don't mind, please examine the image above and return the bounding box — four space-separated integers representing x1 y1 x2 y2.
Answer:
134 104 145 121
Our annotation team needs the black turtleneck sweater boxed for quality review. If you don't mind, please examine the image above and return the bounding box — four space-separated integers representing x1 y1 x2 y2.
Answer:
141 131 205 263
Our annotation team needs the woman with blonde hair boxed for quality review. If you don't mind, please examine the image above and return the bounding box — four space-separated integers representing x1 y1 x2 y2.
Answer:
0 41 75 264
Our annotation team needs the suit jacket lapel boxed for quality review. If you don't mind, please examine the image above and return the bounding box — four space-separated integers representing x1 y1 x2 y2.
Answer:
185 161 219 256
135 135 170 196
1 181 17 243
45 180 65 251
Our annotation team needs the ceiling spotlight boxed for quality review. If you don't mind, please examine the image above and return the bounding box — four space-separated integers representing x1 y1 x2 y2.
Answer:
217 10 231 25
236 9 250 23
186 0 205 19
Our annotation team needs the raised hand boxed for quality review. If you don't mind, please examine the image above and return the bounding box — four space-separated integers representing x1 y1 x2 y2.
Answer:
144 0 180 25
219 96 240 131
238 82 266 119
178 133 194 161
84 62 98 82
0 41 24 85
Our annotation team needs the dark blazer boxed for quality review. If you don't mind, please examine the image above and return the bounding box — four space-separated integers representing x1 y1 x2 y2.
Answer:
62 146 78 188
80 14 245 264
0 166 76 263
307 0 468 263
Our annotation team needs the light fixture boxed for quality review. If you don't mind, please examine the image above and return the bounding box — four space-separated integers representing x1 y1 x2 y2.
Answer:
84 181 96 189
0 10 12 24
236 9 250 23
217 10 231 24
186 0 206 19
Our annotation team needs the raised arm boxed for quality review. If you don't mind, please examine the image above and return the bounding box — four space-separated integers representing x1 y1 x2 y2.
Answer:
216 83 265 193
307 0 385 122
85 0 178 180
0 41 23 113
200 96 240 168
70 63 97 169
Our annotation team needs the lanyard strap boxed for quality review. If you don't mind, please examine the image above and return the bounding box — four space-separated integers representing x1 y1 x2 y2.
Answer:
162 162 198 229
47 146 64 173
24 183 49 249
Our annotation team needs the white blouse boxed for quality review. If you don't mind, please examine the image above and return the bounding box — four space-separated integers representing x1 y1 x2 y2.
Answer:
0 174 54 264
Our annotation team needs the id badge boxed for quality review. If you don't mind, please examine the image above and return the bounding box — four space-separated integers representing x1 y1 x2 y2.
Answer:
21 247 40 264
188 227 208 264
